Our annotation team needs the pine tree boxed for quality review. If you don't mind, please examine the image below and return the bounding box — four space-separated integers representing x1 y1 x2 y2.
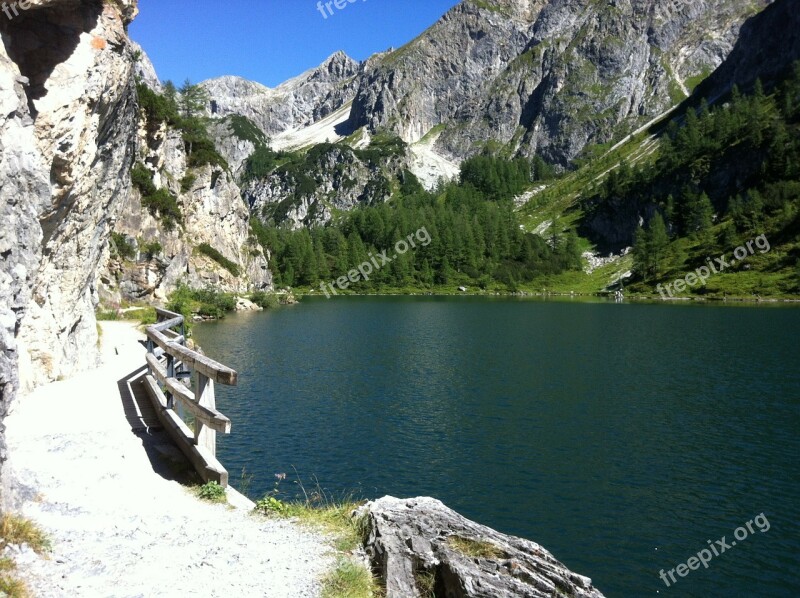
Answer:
179 79 208 119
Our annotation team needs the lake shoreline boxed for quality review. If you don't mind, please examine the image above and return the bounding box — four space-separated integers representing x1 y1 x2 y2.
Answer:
286 289 800 305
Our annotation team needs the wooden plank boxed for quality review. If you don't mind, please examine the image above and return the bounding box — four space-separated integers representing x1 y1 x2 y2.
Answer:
165 377 231 434
146 353 167 380
145 327 173 351
168 343 238 386
141 375 194 440
154 307 183 322
195 374 217 454
161 328 185 345
141 375 228 486
145 331 237 386
161 330 186 345
147 355 231 433
151 316 183 333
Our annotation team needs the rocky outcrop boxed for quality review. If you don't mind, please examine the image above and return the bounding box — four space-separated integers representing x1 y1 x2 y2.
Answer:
347 0 767 166
2 0 139 389
0 0 139 504
208 117 261 180
100 115 272 304
202 51 360 138
697 0 800 100
358 496 605 598
244 142 405 229
131 40 162 92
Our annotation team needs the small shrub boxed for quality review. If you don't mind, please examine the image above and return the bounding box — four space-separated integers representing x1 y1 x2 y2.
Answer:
197 243 241 277
111 232 136 261
254 496 290 516
180 173 197 193
186 136 229 170
141 188 182 231
197 481 227 503
132 162 183 231
139 240 162 259
195 290 236 318
167 285 237 321
250 291 279 309
131 162 157 197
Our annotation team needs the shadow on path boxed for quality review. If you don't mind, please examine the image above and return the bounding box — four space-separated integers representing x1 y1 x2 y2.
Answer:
116 366 197 485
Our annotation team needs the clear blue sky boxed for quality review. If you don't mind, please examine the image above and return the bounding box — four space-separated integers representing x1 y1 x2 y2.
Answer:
129 0 461 88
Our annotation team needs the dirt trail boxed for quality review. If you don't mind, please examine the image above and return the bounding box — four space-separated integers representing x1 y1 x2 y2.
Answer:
5 322 331 598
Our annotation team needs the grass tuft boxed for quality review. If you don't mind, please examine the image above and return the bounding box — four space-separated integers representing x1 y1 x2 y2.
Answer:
0 575 29 598
0 514 50 555
0 515 48 598
254 475 382 595
447 536 507 560
0 557 15 572
321 558 383 598
414 568 436 598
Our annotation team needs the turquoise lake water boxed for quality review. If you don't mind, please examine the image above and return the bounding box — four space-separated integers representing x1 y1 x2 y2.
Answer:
192 296 800 597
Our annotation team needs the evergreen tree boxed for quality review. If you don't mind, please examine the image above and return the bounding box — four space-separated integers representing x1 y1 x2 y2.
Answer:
633 214 670 279
179 79 209 120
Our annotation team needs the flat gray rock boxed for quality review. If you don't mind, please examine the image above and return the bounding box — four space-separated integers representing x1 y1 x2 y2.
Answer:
358 496 606 598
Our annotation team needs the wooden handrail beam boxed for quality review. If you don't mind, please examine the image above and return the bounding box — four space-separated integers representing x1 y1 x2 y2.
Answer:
141 306 235 487
167 343 238 386
146 354 231 433
165 378 232 434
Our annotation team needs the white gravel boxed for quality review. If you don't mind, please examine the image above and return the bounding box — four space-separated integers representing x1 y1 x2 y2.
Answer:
5 322 332 598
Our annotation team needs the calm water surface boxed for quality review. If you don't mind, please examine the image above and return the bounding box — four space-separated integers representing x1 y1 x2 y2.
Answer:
193 297 800 597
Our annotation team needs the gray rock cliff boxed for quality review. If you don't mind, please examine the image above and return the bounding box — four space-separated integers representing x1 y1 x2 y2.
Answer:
348 0 767 166
0 0 139 505
201 51 360 138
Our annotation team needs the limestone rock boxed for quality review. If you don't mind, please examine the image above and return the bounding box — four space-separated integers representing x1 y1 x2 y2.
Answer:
234 297 262 312
244 143 404 228
2 0 139 392
202 51 360 138
358 496 606 598
347 0 765 166
0 0 139 504
100 53 273 304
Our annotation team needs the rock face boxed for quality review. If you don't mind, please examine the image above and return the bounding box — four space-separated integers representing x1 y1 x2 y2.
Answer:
100 108 272 304
358 496 606 598
205 0 771 201
201 51 360 138
244 142 406 229
347 0 765 166
697 0 800 100
0 0 138 504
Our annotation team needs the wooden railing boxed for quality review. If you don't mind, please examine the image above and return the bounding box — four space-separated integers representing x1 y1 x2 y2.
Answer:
141 307 237 486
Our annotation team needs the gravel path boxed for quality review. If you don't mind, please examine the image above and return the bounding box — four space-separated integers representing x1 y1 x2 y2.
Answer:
5 322 332 598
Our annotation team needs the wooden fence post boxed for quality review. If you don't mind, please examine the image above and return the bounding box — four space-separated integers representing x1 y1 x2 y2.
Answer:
196 373 216 455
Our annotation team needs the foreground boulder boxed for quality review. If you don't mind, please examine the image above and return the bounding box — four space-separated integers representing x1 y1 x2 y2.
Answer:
358 496 605 598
